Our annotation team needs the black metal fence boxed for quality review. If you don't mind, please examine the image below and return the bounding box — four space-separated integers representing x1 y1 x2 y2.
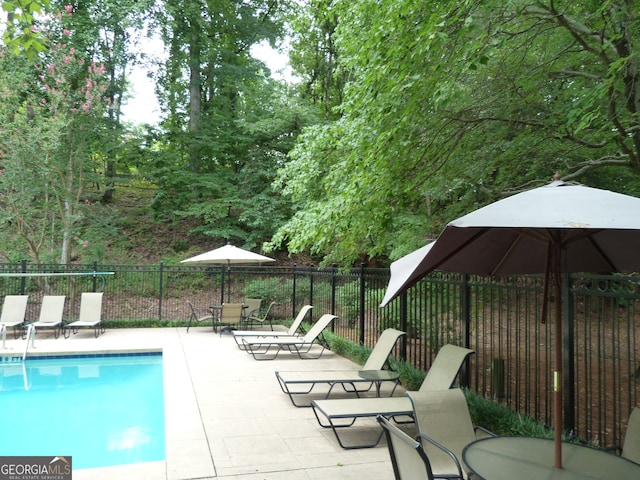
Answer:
1 261 638 449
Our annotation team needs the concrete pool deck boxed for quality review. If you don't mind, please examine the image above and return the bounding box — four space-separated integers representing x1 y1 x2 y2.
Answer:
6 326 399 479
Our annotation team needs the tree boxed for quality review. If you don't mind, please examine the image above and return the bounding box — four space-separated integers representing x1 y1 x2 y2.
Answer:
144 0 314 248
269 0 640 265
0 8 109 263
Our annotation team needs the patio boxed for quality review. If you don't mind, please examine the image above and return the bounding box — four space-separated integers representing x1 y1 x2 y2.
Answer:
10 326 397 479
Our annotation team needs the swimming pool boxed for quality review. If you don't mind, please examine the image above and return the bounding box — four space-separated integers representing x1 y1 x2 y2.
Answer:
0 352 166 470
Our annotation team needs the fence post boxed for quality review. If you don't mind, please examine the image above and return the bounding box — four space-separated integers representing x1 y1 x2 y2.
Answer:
309 265 314 320
460 274 472 388
331 264 337 316
20 259 26 294
292 264 297 318
564 272 575 434
92 261 98 292
158 262 164 322
399 291 408 361
359 263 365 345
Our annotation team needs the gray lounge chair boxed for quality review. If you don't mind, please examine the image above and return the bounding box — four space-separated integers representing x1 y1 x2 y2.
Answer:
377 415 462 480
232 305 313 349
275 328 406 406
31 295 66 339
310 344 474 449
241 313 337 360
64 292 105 338
0 295 29 347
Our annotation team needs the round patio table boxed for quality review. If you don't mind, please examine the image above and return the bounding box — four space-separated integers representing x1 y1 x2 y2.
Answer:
462 436 640 480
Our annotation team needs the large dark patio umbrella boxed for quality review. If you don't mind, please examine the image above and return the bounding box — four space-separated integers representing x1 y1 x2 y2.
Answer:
380 179 640 469
181 243 275 303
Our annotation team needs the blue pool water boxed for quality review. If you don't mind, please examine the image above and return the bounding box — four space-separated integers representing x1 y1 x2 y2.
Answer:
0 353 166 470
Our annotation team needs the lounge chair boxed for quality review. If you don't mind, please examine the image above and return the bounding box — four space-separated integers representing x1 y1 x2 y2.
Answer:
310 344 474 449
408 389 495 479
186 300 215 332
241 313 337 360
0 295 29 348
30 295 66 339
377 415 462 480
275 328 406 407
606 407 640 464
232 304 313 349
64 292 105 338
218 302 245 335
244 301 275 330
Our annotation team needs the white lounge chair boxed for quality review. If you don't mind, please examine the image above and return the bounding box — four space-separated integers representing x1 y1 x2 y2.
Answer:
31 295 66 339
0 295 29 348
232 304 313 349
310 344 474 449
242 313 337 360
275 328 406 406
64 292 104 338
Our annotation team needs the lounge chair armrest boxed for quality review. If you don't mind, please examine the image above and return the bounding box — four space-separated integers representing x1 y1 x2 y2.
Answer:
416 432 465 479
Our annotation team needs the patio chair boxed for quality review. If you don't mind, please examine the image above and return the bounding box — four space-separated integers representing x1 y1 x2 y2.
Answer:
241 313 337 360
64 292 105 338
408 389 496 479
30 295 66 339
310 344 474 449
377 415 462 480
244 301 275 330
242 298 262 325
218 302 245 336
275 328 406 407
186 300 215 333
232 304 313 349
0 295 29 348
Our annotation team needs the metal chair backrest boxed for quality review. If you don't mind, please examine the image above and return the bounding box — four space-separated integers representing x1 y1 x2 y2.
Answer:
286 305 313 335
418 344 474 392
220 303 244 326
243 298 262 318
377 415 434 480
362 328 405 370
408 389 474 475
78 292 103 323
0 295 29 325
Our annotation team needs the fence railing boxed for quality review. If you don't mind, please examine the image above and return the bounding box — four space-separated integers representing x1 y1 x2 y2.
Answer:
0 261 638 448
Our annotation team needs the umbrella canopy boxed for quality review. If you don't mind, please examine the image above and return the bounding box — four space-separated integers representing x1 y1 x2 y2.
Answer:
181 244 275 302
380 241 436 307
181 244 275 265
380 180 640 468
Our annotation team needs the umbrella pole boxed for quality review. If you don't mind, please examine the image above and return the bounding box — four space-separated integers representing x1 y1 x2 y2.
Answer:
553 262 563 469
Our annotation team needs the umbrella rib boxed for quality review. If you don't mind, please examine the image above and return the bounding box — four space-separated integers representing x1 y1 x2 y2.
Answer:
489 233 526 276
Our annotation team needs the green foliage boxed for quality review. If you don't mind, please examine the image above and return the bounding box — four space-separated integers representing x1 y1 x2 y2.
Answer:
273 0 640 266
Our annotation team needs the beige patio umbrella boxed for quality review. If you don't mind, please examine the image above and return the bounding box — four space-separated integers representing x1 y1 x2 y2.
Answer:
181 243 275 302
380 179 640 469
